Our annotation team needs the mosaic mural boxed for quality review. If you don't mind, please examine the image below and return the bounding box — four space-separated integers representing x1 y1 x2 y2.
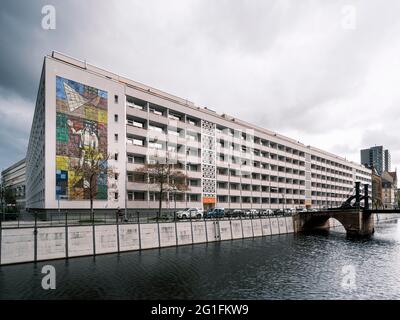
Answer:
56 76 108 200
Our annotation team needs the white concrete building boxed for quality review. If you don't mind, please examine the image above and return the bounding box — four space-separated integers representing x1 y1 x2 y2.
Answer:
1 158 26 211
26 52 372 212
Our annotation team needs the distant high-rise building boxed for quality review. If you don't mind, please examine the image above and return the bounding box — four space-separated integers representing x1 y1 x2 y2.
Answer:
360 146 391 176
385 149 391 172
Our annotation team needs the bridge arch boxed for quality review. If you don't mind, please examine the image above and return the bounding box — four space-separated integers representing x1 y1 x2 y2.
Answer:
295 209 375 237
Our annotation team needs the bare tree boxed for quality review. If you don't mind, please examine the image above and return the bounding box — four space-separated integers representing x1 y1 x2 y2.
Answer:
69 146 115 221
137 160 189 219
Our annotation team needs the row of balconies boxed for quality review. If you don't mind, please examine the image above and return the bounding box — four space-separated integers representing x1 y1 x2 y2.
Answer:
125 144 367 184
127 106 358 169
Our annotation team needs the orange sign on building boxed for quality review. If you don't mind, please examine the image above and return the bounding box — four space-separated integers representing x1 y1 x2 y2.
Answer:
203 197 216 204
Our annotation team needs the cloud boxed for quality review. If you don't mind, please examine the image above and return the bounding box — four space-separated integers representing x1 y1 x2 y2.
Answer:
0 0 399 171
0 91 33 169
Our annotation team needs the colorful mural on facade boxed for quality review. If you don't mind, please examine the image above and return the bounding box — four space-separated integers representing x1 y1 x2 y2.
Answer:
56 76 108 200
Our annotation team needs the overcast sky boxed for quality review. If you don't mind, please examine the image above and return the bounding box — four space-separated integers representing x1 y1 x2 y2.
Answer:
1 0 399 172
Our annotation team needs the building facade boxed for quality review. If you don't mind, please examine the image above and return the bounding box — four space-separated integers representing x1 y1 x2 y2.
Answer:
1 158 26 212
26 52 372 212
361 146 391 176
381 171 397 209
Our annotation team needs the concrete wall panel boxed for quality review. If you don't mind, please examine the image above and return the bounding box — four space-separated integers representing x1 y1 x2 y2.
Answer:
192 222 207 243
206 221 218 242
119 224 140 251
159 223 177 247
231 220 243 239
252 219 263 237
241 220 253 238
277 217 287 234
95 225 118 254
37 227 66 261
261 218 272 236
1 228 35 264
68 226 94 257
219 220 232 241
140 223 159 249
270 218 279 235
176 222 192 245
285 217 294 233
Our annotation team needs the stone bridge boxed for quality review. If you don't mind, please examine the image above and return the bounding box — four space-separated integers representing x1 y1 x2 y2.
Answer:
293 209 375 237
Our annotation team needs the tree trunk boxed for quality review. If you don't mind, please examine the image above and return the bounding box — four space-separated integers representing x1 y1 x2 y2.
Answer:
90 197 94 222
158 189 163 220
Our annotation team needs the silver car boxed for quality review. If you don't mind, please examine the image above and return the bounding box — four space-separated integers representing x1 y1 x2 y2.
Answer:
176 208 203 219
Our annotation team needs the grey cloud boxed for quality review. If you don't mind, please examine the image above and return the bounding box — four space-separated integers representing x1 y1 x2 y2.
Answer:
0 0 400 170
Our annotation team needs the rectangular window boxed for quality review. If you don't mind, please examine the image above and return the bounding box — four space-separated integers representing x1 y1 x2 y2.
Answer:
114 153 118 161
128 191 133 201
168 113 181 121
133 139 144 146
133 121 144 128
114 95 119 103
127 173 133 182
114 114 118 122
149 125 163 133
114 173 118 180
114 134 118 142
114 192 118 200
150 108 163 116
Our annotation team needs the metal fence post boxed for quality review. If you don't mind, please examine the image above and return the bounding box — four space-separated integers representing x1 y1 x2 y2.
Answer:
229 214 233 240
65 210 69 259
137 211 142 250
92 211 96 256
240 213 244 239
174 211 178 246
116 211 120 253
204 213 208 243
250 213 255 238
0 218 2 265
190 212 194 244
34 211 38 262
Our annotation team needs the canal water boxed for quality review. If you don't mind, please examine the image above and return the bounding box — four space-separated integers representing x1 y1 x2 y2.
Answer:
1 219 400 300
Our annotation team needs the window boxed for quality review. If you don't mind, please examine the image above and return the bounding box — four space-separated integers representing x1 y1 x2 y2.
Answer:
149 141 163 150
114 114 118 122
133 121 144 128
128 191 133 201
114 134 118 142
149 125 163 133
127 173 133 182
150 108 163 116
114 192 119 200
114 153 119 161
114 173 118 180
127 155 133 163
114 95 119 103
168 113 181 121
133 139 144 146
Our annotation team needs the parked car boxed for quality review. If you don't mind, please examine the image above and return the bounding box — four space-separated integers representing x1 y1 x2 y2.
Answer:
260 209 274 216
227 209 245 217
176 208 203 219
247 209 259 217
205 208 225 219
285 208 296 215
